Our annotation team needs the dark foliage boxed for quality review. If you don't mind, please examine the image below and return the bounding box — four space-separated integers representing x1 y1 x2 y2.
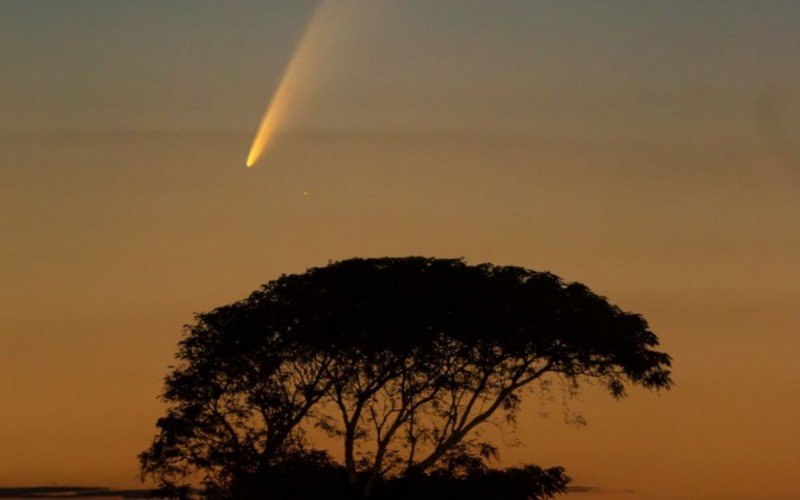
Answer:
378 465 570 500
140 257 672 498
155 450 568 500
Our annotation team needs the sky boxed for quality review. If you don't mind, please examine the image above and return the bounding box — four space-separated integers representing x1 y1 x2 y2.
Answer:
1 0 799 498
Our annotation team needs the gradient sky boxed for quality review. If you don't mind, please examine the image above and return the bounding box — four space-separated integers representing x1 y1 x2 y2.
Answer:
1 1 799 498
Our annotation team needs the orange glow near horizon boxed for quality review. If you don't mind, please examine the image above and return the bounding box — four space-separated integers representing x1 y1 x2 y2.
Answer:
246 2 328 168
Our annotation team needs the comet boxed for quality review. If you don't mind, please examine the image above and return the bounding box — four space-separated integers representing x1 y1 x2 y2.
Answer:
245 2 330 168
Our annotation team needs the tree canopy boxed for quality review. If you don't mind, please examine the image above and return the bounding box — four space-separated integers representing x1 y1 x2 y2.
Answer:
140 257 672 499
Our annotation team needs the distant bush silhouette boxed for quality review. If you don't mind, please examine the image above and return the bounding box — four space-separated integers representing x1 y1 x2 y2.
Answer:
140 257 672 499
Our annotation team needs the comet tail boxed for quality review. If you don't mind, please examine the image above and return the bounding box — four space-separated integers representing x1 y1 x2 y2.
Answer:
246 2 328 168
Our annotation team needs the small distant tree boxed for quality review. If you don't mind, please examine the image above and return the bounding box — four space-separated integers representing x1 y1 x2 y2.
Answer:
140 257 672 499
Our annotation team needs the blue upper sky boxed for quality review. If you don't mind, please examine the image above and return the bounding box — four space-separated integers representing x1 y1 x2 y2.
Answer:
2 0 798 132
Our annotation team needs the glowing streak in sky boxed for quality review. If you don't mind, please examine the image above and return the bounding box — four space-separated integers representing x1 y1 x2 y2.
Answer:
246 2 328 167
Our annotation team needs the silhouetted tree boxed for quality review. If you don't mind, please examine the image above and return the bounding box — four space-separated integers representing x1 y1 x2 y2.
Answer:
140 257 672 499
